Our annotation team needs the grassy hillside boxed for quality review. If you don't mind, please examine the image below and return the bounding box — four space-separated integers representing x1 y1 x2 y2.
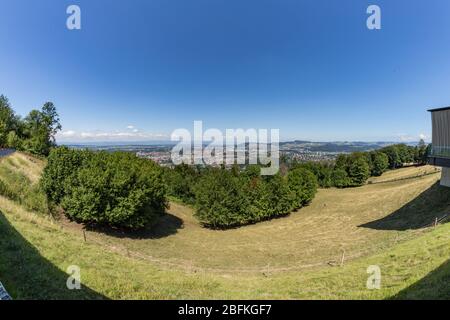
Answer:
0 152 48 214
0 152 449 299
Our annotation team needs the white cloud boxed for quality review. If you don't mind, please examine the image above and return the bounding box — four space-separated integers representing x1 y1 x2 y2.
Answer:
126 125 135 129
397 133 430 142
60 130 77 137
56 129 169 142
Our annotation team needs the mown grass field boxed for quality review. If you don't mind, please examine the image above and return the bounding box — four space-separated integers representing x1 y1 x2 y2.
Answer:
0 152 449 299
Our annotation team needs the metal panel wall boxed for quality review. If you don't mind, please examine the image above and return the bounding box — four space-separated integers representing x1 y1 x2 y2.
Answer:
432 109 450 148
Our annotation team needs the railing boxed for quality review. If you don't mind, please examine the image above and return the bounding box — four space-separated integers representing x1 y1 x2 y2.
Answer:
431 146 450 158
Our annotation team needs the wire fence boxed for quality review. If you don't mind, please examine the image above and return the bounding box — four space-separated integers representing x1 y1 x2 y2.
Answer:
71 215 447 275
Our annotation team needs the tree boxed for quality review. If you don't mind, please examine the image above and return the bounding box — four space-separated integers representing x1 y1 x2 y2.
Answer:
0 95 20 147
416 141 430 165
42 148 168 229
194 168 248 228
41 146 90 204
331 168 351 188
287 167 318 208
418 139 426 148
6 131 22 149
293 161 334 188
381 145 402 169
348 157 370 186
371 152 389 176
41 102 62 144
23 102 62 156
335 154 350 170
262 173 295 217
165 163 199 204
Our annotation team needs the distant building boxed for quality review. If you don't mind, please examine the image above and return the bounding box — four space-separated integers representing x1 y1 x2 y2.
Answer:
428 106 450 187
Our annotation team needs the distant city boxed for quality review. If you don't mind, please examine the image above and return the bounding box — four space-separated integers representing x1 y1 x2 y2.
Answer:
62 140 424 167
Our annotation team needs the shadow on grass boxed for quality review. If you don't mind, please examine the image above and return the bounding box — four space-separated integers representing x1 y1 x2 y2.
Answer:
0 212 107 300
85 212 183 240
392 259 450 300
359 182 450 231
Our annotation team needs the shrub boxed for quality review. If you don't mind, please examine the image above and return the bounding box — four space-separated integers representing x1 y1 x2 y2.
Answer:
41 148 168 229
41 146 90 204
263 173 295 216
164 164 199 205
194 168 248 228
371 152 389 176
380 145 403 169
332 168 351 188
348 157 370 186
293 162 333 188
287 167 318 208
193 165 317 228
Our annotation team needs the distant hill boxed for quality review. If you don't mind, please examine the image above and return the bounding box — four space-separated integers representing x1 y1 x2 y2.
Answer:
279 140 421 153
60 140 424 155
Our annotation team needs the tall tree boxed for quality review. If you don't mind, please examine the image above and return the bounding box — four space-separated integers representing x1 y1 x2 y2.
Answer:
23 102 62 156
0 95 20 147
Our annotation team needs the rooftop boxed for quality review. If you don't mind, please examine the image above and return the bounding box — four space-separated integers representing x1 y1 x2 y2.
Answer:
428 106 450 112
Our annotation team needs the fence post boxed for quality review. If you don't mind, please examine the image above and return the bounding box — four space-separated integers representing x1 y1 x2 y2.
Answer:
340 250 346 267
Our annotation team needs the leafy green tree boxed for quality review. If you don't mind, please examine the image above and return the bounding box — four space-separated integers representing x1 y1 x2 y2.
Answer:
331 168 351 188
165 164 199 204
381 145 402 169
416 141 430 165
287 167 318 208
194 168 248 228
0 95 20 147
41 146 90 204
348 157 370 186
396 144 414 164
42 148 167 229
262 173 295 217
23 102 62 156
371 152 389 176
242 165 261 179
293 161 333 188
335 154 350 170
6 131 21 149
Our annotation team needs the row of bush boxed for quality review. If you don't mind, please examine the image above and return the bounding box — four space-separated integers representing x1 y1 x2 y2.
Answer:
291 143 431 188
40 142 429 229
164 164 317 228
0 95 62 156
41 147 168 229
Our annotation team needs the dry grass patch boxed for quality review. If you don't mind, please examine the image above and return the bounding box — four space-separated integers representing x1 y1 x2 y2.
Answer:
78 166 445 275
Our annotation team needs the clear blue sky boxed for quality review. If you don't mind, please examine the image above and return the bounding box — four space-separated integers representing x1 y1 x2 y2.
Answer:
1 0 449 142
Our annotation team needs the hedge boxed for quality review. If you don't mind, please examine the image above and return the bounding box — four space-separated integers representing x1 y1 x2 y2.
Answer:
41 147 167 229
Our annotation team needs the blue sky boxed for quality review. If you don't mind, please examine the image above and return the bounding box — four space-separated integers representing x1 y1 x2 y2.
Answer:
1 0 450 143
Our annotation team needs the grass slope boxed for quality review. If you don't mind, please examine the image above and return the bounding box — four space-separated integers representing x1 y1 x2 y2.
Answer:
0 152 448 299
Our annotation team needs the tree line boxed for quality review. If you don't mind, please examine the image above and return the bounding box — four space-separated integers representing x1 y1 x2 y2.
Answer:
0 95 61 156
163 142 430 228
3 94 430 230
42 148 319 230
291 142 431 188
163 164 318 228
